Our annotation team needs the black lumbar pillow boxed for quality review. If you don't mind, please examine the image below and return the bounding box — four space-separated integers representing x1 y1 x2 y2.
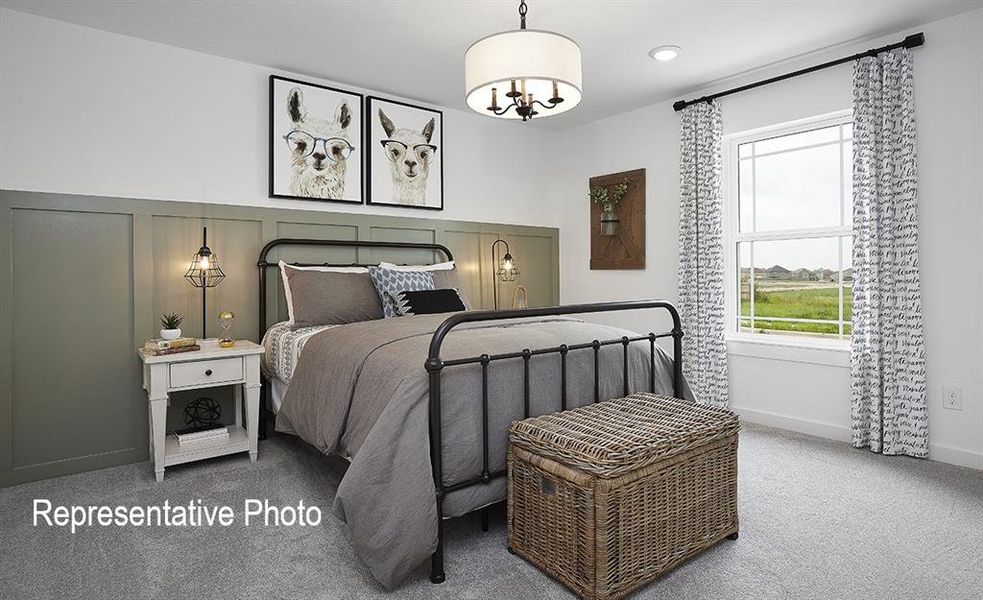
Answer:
390 288 467 316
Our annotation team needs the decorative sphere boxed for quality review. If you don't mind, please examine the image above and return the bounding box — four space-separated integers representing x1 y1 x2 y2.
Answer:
184 397 222 428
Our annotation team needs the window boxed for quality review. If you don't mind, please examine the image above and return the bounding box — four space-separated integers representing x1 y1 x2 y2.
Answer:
725 112 852 342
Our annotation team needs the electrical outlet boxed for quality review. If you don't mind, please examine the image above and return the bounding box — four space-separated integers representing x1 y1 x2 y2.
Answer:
942 387 963 411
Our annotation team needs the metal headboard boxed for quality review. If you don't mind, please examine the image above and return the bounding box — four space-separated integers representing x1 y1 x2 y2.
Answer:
256 238 454 336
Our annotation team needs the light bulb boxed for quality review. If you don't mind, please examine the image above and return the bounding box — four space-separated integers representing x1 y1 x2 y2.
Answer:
199 256 210 270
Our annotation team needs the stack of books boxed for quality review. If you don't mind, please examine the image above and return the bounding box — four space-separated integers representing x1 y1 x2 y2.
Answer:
174 426 229 445
143 337 199 356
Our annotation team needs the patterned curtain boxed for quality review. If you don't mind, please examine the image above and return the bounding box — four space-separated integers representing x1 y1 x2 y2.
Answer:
677 101 728 407
851 48 927 457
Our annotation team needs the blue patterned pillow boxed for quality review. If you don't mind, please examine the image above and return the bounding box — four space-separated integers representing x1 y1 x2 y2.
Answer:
367 267 435 318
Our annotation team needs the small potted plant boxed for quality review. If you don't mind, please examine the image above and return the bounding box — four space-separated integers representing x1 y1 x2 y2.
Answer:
589 178 630 236
159 312 184 340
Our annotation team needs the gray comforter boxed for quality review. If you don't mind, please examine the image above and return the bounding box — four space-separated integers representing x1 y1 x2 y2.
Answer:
276 313 687 588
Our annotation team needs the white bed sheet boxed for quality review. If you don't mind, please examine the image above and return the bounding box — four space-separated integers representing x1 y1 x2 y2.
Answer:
270 377 289 414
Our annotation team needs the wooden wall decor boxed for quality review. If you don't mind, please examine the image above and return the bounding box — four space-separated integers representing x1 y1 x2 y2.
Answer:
589 168 645 269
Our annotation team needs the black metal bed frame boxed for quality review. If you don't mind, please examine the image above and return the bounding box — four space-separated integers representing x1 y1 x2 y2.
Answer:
257 239 684 585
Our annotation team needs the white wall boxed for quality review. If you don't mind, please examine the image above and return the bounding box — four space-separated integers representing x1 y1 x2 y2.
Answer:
0 8 556 227
549 9 983 468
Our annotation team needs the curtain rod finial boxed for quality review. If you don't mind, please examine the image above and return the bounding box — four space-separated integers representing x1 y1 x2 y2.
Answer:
903 33 925 48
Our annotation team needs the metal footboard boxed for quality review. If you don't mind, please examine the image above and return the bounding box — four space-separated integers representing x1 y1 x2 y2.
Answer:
425 300 684 583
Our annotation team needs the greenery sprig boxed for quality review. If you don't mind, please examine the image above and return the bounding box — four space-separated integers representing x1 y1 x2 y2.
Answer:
589 178 630 212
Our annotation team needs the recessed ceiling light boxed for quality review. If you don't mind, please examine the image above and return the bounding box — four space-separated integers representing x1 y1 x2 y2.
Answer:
648 45 681 62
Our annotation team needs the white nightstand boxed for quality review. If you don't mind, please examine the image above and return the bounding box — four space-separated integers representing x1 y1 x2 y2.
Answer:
137 340 265 482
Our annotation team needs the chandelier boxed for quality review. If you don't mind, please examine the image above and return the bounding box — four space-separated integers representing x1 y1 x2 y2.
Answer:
465 0 582 122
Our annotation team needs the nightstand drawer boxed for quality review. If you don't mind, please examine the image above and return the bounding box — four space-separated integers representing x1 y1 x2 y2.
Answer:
169 357 243 388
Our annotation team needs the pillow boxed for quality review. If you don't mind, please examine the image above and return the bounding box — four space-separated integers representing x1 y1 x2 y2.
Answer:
430 268 471 309
279 260 368 322
389 289 467 317
378 260 471 309
280 261 383 328
367 266 435 318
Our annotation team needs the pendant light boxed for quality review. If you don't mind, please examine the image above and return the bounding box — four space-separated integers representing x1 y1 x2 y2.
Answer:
465 0 582 122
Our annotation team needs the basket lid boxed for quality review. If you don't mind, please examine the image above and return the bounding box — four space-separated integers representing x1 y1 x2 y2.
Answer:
509 393 740 478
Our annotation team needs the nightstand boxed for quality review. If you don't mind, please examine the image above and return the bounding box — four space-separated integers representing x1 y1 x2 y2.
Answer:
137 340 265 482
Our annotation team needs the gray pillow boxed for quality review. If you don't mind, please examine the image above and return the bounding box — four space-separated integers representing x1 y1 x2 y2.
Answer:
431 268 472 310
283 267 383 328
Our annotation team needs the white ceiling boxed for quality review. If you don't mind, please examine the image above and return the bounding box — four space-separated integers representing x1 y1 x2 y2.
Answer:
2 0 980 129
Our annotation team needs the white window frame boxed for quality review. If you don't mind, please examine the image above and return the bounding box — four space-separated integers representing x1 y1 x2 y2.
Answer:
723 110 853 352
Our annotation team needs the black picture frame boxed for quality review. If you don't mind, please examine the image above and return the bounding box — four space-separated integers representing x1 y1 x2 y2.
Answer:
269 75 364 204
366 96 444 211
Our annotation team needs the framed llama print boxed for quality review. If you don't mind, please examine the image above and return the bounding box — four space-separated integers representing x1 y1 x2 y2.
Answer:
270 75 363 204
367 96 444 211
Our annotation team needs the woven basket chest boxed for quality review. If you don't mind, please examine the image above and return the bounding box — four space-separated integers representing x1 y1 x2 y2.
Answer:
507 393 740 600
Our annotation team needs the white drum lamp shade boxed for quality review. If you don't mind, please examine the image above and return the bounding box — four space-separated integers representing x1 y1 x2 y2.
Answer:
465 29 582 119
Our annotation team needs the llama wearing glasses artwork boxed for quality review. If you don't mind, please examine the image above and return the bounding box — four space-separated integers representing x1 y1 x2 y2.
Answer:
283 87 354 199
378 109 437 206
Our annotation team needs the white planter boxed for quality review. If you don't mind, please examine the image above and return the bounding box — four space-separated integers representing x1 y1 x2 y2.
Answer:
160 328 182 340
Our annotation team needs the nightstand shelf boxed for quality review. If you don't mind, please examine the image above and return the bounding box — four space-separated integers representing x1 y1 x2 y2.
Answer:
138 340 265 481
163 425 249 467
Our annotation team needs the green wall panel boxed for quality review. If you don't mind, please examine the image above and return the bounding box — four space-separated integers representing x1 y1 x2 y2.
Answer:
367 226 438 265
152 215 264 342
11 209 141 470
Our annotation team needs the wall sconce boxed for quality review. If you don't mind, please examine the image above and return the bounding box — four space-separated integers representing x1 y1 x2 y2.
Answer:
491 238 519 310
184 226 226 338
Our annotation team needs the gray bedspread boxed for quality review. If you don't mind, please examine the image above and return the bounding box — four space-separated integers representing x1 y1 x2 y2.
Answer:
276 313 688 588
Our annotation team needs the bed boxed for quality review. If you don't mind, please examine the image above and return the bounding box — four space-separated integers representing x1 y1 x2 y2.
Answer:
257 238 689 588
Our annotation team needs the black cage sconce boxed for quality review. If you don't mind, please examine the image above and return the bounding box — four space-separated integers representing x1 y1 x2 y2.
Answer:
490 238 519 309
184 226 226 338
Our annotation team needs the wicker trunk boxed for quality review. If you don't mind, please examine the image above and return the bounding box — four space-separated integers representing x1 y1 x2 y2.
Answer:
507 393 740 600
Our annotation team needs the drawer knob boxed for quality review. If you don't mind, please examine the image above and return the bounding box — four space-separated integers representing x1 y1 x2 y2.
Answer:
205 369 213 376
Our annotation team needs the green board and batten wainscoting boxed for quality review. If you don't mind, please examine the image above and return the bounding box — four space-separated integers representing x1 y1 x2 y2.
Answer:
0 190 559 486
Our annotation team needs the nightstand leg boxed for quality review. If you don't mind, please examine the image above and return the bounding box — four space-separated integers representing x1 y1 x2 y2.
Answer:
234 385 243 429
148 409 154 461
150 396 168 481
245 384 260 462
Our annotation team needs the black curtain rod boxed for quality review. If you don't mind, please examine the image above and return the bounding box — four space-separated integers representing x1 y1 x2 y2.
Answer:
672 32 924 112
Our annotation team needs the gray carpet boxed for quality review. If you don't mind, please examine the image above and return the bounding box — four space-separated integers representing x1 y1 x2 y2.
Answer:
1 423 980 600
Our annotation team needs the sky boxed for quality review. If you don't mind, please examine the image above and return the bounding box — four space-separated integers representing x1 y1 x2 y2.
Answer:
737 124 852 272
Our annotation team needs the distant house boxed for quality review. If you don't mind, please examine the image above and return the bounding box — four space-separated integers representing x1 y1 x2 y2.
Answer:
740 265 849 282
793 268 818 281
764 265 792 279
810 268 830 282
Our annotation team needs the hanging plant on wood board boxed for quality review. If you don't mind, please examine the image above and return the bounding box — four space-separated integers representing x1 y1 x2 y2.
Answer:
589 178 630 235
589 168 645 270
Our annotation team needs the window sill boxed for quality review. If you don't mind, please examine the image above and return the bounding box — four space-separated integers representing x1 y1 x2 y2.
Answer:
726 333 850 368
